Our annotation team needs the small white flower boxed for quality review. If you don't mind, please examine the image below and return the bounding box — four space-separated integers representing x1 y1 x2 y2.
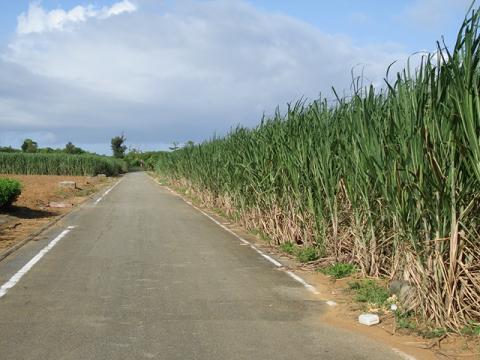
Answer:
390 304 398 311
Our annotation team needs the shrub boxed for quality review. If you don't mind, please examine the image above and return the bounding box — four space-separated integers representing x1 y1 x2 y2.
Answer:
0 178 21 208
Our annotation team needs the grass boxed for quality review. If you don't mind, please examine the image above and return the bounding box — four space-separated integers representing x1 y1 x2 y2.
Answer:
397 318 417 331
461 323 480 336
320 262 357 279
279 242 319 262
279 242 296 255
0 153 127 176
296 247 319 263
0 178 21 208
349 280 390 307
155 9 480 330
395 311 417 331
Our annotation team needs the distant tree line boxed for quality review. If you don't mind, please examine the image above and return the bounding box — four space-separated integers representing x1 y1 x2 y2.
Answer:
0 139 91 155
0 135 187 169
0 134 130 158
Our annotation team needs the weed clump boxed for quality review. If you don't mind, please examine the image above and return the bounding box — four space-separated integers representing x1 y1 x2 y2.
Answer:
296 247 319 263
320 262 357 279
279 242 320 263
349 280 389 307
279 242 296 255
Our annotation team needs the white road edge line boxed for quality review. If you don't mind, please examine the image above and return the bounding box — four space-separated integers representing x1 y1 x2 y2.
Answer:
153 179 322 296
249 244 283 267
94 178 123 205
286 271 320 295
0 228 74 298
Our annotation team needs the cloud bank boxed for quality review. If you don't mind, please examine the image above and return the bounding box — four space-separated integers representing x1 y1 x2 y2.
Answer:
1 0 407 153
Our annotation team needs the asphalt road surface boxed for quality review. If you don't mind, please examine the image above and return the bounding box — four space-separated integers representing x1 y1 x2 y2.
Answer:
0 172 404 359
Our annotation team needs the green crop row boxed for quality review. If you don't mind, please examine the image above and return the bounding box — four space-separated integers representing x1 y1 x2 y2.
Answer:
0 153 127 176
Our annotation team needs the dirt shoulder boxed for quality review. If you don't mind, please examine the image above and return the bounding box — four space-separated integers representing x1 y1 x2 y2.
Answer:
150 173 479 360
0 174 114 254
292 265 478 359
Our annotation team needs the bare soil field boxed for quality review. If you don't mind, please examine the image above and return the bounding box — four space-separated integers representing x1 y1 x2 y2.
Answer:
0 174 112 253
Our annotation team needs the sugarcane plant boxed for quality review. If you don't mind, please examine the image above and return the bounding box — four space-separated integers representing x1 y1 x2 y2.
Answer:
156 8 480 330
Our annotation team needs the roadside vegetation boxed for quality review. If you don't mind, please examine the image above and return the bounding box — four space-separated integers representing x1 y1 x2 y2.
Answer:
0 178 21 208
155 9 480 331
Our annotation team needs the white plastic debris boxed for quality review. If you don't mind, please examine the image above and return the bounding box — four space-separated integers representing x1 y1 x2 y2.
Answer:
358 313 380 326
390 304 398 312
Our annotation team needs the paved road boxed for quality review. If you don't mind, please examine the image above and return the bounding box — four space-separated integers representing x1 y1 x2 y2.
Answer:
0 172 402 359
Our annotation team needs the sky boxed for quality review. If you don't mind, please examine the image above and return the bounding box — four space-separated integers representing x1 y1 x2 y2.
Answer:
0 0 473 154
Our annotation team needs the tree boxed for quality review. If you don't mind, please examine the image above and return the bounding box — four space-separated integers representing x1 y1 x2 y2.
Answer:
21 139 38 153
111 134 127 158
65 142 76 154
169 141 180 151
64 142 85 155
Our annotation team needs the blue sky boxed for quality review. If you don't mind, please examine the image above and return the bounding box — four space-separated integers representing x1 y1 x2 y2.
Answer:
0 0 474 154
255 0 471 50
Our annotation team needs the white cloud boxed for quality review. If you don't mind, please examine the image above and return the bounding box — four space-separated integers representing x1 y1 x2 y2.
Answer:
17 1 137 35
101 0 137 18
1 0 407 153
